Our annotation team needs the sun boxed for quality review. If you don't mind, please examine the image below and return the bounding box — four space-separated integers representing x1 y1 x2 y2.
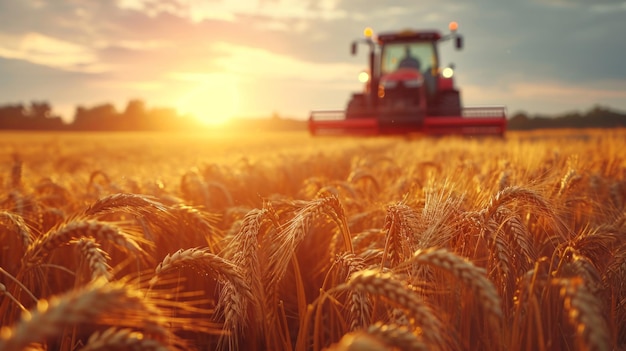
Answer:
177 75 240 126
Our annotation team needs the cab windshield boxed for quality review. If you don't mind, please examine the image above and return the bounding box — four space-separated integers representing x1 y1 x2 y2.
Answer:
380 42 437 75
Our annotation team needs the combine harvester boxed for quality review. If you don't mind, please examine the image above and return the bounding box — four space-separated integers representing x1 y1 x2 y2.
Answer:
308 22 507 136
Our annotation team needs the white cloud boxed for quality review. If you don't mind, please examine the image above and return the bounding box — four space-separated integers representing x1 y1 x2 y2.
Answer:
116 0 346 22
211 41 363 82
95 39 173 51
168 71 234 82
90 79 164 91
590 2 626 12
533 0 626 10
0 32 110 73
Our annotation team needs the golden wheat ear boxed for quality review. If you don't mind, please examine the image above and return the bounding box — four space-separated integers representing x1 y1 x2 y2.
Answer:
328 253 371 332
324 331 393 351
215 207 279 351
22 219 150 269
0 210 32 250
77 327 169 351
0 278 175 351
0 211 34 279
265 195 353 295
168 203 223 251
556 277 611 351
381 202 420 269
83 193 169 216
484 186 552 221
72 238 112 283
340 269 449 350
364 322 428 351
152 247 250 299
395 248 503 334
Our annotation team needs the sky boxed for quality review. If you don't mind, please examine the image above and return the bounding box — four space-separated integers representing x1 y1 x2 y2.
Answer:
1 0 625 124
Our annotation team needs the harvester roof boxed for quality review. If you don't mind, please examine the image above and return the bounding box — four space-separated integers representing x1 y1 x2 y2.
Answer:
377 29 442 44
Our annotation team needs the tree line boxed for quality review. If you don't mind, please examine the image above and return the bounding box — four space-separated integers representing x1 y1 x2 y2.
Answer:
0 99 201 131
507 105 626 130
1 100 625 131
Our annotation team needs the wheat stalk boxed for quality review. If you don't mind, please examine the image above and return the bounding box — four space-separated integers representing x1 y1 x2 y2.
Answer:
10 153 22 189
73 238 112 283
484 186 552 221
395 247 503 343
87 170 112 195
264 195 352 309
216 207 279 351
0 210 32 250
22 219 148 268
324 331 388 351
2 191 28 222
381 203 418 269
494 207 537 273
556 277 611 351
342 269 447 349
365 322 428 351
152 247 251 302
0 282 27 314
78 327 168 351
83 193 170 217
0 278 171 351
325 253 372 332
558 168 581 197
169 203 222 252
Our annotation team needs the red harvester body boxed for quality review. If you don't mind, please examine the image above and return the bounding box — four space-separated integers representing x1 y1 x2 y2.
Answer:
308 23 507 136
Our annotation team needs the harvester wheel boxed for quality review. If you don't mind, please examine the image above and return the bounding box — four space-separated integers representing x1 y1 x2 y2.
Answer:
435 91 462 117
346 94 368 119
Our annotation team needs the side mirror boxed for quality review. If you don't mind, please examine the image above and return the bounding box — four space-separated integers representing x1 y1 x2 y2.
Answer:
351 42 357 55
455 36 463 50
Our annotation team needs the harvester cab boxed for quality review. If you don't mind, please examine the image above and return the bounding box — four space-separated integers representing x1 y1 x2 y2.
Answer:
308 22 507 136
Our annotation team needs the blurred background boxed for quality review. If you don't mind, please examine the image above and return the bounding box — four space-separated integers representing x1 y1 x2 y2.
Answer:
0 0 625 129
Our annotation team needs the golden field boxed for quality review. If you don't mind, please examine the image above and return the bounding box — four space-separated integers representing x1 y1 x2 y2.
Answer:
0 128 625 351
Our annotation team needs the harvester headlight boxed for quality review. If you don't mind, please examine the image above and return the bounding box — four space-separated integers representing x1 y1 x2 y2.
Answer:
358 71 370 83
442 67 454 78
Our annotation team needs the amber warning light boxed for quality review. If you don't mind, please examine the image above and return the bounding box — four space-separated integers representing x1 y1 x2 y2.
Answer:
449 21 458 32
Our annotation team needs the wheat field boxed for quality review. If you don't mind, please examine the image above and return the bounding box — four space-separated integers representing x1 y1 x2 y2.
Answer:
0 129 625 351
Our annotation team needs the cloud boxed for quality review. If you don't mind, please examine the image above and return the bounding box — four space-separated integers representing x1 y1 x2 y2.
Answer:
0 32 109 73
211 41 361 82
116 0 347 22
535 0 626 6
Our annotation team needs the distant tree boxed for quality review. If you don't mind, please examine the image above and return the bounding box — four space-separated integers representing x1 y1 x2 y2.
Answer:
123 99 147 130
73 103 117 130
507 111 530 130
28 101 52 119
27 101 65 130
0 104 26 129
506 105 626 130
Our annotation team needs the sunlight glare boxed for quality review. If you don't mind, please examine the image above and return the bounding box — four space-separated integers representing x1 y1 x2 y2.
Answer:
177 75 240 125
